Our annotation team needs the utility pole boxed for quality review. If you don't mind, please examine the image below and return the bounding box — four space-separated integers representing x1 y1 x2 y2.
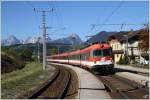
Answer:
57 45 60 54
35 9 53 71
37 37 40 63
126 35 128 56
123 34 128 57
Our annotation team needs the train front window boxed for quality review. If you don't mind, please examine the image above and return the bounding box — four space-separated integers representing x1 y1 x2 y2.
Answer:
93 48 112 57
93 49 102 57
103 48 112 56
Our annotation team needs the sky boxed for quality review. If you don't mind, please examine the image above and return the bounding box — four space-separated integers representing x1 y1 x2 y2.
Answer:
1 1 149 41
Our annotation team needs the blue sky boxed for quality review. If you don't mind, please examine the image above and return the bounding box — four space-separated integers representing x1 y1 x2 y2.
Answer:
2 1 149 41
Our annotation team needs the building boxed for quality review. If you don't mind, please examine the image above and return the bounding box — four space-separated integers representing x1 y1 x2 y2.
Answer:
108 29 149 64
108 31 127 63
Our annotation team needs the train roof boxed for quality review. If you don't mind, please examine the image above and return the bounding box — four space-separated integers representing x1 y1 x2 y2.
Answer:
49 43 111 57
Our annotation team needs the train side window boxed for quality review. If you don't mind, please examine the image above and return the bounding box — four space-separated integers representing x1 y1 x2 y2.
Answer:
81 53 85 60
81 52 90 60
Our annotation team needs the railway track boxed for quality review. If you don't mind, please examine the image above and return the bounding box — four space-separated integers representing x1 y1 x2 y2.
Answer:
137 72 149 77
96 75 149 99
114 67 149 77
27 65 78 99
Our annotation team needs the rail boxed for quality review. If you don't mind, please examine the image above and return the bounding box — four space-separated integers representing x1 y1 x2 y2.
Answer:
96 75 149 99
28 66 72 99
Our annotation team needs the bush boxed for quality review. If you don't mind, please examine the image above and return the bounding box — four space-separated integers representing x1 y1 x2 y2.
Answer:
18 48 33 61
122 55 130 64
1 45 34 73
117 55 130 65
117 55 123 64
1 52 25 74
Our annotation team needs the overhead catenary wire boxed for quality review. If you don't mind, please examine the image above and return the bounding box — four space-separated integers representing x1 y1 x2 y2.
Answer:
84 1 124 37
25 1 39 21
92 0 124 33
53 3 65 30
48 1 66 37
101 1 124 25
91 23 145 25
93 23 146 31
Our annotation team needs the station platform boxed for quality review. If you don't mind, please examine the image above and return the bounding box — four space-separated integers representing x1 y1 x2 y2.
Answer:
50 63 111 99
116 72 149 87
115 64 149 74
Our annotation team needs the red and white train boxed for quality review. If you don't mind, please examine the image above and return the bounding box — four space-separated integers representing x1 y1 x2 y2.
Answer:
47 43 114 74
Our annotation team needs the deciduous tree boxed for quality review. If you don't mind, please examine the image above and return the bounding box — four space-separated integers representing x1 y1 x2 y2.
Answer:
138 28 149 51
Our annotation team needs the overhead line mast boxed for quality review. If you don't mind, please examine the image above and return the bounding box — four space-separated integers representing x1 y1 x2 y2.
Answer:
34 8 54 71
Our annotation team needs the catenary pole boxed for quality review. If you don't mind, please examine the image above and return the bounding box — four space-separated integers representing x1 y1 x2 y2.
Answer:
35 9 53 71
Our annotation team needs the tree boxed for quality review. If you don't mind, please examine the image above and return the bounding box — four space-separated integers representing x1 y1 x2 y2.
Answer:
108 35 116 42
19 48 33 61
138 28 149 51
49 48 58 55
117 55 123 64
117 55 129 64
122 55 130 64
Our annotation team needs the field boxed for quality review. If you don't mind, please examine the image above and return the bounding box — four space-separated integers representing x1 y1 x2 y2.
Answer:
1 62 56 99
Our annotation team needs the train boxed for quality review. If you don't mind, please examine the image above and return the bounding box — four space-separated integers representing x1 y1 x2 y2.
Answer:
47 43 114 74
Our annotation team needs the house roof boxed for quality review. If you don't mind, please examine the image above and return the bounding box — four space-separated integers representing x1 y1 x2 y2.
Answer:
108 28 148 44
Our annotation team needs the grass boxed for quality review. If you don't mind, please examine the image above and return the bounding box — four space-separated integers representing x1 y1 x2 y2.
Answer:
1 62 56 99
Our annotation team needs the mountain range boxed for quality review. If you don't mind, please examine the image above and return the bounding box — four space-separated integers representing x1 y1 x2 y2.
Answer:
1 35 21 46
2 31 118 46
1 33 83 46
52 33 82 45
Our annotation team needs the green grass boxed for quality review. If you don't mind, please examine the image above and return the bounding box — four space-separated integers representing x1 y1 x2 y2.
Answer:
1 62 56 99
2 62 40 84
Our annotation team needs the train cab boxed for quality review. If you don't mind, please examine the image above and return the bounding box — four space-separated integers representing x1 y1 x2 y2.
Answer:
89 47 114 73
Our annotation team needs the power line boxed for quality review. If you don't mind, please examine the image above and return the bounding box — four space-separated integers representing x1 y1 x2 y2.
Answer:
48 2 66 35
102 1 124 25
25 1 35 9
85 1 124 37
25 1 39 20
91 23 145 25
91 0 124 33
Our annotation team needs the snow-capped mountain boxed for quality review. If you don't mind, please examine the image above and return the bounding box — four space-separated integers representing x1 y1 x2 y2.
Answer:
53 33 83 45
24 36 51 44
2 33 82 46
24 37 38 44
1 35 21 46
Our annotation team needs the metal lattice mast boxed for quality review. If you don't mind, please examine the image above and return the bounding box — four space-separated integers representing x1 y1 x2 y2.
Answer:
35 9 53 71
42 11 47 70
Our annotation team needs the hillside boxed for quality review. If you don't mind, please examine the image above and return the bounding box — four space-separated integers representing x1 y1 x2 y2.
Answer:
1 52 25 73
86 31 117 44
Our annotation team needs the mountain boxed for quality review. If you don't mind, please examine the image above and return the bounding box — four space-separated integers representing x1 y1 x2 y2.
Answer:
86 31 117 44
24 36 51 44
2 33 82 46
2 35 21 46
24 37 38 44
53 33 83 45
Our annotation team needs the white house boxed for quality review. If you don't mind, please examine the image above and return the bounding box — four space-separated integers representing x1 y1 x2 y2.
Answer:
108 29 149 64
